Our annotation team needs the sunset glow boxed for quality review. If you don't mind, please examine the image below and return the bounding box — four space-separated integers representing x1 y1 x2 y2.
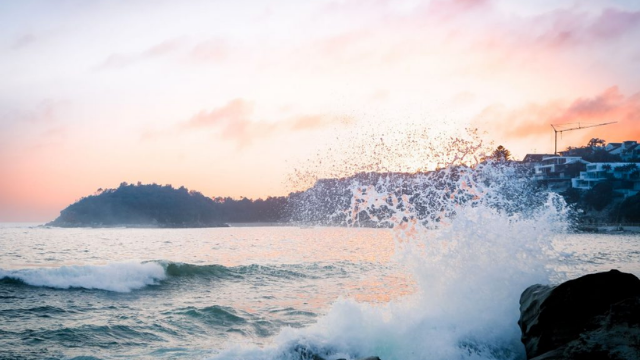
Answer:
2 0 640 221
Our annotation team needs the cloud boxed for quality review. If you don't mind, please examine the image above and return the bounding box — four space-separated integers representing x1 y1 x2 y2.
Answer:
185 99 254 128
0 99 70 157
14 99 69 124
96 38 185 70
522 7 640 49
179 99 354 148
98 53 137 69
290 113 354 130
96 37 231 70
451 91 476 106
427 0 492 18
190 38 228 63
589 8 640 39
290 114 327 131
303 1 640 75
561 86 626 120
11 33 36 50
143 39 183 57
473 86 640 149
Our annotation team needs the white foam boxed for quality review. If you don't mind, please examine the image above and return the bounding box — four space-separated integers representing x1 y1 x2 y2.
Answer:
211 164 567 360
0 261 166 292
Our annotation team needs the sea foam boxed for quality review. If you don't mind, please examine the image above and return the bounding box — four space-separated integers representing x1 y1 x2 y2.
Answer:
0 261 166 292
210 159 568 359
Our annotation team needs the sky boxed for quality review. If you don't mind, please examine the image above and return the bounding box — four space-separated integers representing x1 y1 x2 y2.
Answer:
1 0 640 221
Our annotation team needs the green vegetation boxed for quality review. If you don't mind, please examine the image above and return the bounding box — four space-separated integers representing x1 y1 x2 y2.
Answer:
619 193 640 223
47 183 288 228
563 138 622 163
561 183 640 224
583 182 614 211
485 145 513 162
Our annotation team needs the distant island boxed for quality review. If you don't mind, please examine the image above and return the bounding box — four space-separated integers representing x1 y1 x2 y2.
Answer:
47 182 287 228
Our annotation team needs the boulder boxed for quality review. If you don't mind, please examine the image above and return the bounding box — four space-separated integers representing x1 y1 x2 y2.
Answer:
291 345 381 360
518 269 640 360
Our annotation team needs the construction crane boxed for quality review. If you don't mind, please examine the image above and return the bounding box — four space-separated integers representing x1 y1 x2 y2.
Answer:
551 121 617 155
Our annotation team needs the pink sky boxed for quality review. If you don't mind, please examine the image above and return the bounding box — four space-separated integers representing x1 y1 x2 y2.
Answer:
1 0 640 221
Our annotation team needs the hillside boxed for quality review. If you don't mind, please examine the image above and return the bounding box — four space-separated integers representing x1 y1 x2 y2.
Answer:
47 183 233 228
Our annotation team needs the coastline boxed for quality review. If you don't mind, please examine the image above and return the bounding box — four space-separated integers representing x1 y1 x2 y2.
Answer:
576 223 640 233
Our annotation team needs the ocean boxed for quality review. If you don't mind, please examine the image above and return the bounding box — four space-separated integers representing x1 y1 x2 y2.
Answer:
1 223 638 360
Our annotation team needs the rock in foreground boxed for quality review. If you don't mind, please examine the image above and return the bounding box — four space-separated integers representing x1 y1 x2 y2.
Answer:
290 345 380 360
518 269 640 360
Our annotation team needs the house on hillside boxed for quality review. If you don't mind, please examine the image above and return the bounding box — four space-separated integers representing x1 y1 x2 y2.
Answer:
605 141 640 161
533 156 590 191
522 154 556 163
572 162 640 197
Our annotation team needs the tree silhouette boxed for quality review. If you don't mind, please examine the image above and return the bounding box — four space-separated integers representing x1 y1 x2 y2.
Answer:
489 145 513 162
47 183 289 227
563 139 621 162
587 138 606 148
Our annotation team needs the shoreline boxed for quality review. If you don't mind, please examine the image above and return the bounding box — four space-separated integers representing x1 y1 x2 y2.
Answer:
575 224 640 233
26 222 640 233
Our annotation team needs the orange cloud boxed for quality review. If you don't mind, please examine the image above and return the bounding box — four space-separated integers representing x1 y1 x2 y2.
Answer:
180 99 354 148
290 115 328 131
473 86 640 153
185 98 254 128
290 114 354 131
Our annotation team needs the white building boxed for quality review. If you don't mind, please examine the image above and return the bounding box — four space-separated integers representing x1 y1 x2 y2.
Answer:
572 162 640 196
534 156 589 191
605 141 640 161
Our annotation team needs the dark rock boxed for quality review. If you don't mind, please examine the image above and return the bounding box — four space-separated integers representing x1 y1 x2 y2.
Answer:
291 345 327 360
290 344 381 360
518 269 640 360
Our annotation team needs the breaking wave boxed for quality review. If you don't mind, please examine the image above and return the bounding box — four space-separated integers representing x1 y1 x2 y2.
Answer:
0 261 345 292
209 133 570 360
0 262 166 292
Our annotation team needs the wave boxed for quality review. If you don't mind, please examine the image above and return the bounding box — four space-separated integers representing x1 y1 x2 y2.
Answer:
163 261 343 279
163 262 238 278
208 161 569 360
0 262 166 292
0 261 345 293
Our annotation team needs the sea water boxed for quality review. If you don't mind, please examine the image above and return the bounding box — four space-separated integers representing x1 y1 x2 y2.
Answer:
0 223 638 360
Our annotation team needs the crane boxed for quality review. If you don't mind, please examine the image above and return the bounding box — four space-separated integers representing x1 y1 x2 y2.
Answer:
551 121 617 155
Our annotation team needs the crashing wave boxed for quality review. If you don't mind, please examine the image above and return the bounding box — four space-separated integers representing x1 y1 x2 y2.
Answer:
208 132 570 359
0 262 166 292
